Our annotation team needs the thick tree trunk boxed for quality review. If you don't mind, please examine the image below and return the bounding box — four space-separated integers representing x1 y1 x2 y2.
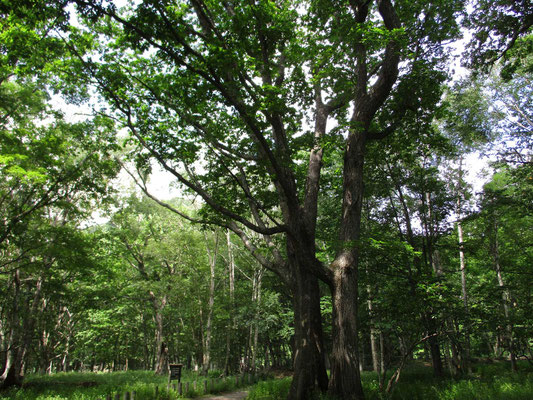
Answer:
428 330 444 377
328 131 366 400
329 255 365 400
288 262 328 400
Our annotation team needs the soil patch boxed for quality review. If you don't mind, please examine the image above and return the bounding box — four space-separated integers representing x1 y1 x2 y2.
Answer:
201 390 248 400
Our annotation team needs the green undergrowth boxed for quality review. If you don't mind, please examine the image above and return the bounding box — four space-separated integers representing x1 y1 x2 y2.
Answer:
246 378 292 400
0 369 266 400
246 361 533 400
2 363 532 399
365 362 533 400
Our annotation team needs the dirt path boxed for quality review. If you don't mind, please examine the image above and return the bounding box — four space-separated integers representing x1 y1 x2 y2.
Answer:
201 390 248 400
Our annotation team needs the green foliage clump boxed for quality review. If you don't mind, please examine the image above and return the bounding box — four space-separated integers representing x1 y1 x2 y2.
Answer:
246 377 292 400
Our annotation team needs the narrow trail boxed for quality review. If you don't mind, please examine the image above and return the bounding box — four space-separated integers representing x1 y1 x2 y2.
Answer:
200 390 248 400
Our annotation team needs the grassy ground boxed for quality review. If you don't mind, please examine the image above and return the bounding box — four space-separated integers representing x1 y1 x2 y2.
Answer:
1 362 531 399
0 369 258 400
246 361 533 400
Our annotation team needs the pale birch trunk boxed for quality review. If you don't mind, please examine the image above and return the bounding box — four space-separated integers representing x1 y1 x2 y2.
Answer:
224 229 235 376
366 284 380 373
203 232 219 375
152 293 168 374
61 308 73 372
251 267 263 372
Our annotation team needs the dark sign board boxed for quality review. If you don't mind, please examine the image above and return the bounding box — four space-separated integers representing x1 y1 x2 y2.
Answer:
169 364 183 382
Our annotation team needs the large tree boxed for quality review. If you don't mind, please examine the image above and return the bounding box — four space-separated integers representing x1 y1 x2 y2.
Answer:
64 1 466 398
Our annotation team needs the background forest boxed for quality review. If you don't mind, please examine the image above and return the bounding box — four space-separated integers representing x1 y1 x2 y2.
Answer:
0 0 532 399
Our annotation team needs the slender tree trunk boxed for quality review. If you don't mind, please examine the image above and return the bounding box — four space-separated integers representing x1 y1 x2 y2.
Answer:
367 284 380 373
251 267 263 372
19 275 45 377
456 158 472 374
458 220 468 309
445 337 459 376
494 333 503 358
1 268 48 388
4 269 47 387
224 229 235 376
153 294 168 374
491 221 517 372
40 328 50 375
203 232 219 375
449 315 466 376
1 270 21 388
61 308 72 372
457 219 472 372
421 191 445 378
378 333 386 391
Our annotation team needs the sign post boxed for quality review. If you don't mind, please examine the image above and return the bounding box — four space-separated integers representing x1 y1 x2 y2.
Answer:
168 364 183 384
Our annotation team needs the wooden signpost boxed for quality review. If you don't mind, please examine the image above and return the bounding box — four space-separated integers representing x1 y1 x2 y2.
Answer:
168 363 183 383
